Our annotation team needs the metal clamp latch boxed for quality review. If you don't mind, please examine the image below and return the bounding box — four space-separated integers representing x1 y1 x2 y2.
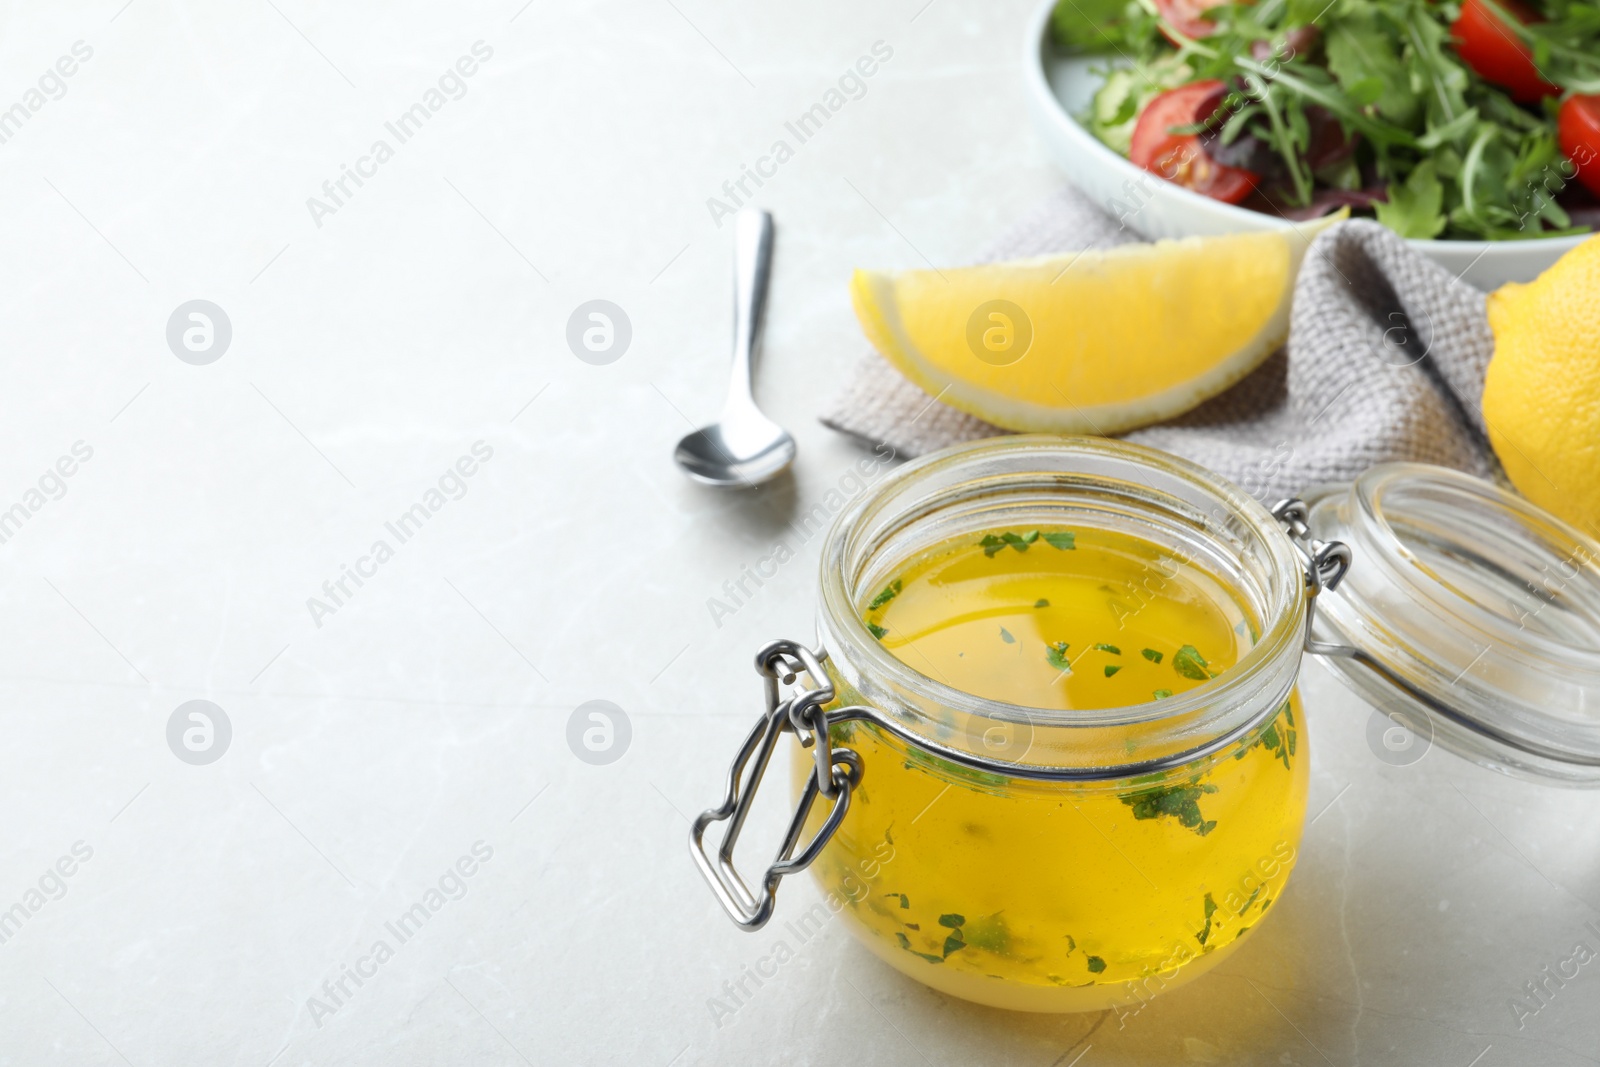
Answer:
1271 498 1352 657
689 639 862 931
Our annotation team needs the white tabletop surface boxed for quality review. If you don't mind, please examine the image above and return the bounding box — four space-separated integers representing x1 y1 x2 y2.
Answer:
2 1 1598 1064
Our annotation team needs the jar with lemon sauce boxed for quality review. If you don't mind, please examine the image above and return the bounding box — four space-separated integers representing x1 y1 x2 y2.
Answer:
691 437 1600 1013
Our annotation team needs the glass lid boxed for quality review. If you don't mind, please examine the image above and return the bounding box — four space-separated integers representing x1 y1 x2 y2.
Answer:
1303 463 1600 785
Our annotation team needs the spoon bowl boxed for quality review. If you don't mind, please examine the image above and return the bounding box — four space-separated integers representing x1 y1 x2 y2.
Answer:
675 417 797 488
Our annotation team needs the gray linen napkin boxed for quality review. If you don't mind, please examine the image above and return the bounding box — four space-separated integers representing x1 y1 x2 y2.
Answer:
820 187 1500 501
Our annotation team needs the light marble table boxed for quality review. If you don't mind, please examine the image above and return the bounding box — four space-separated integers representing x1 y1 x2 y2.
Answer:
1 2 1597 1064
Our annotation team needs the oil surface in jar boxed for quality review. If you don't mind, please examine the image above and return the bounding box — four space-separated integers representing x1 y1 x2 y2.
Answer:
862 525 1252 708
804 524 1307 1012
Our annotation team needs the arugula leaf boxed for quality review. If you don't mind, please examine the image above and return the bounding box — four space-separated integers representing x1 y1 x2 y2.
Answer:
1418 107 1482 150
1051 0 1138 52
1374 158 1448 238
1325 15 1420 126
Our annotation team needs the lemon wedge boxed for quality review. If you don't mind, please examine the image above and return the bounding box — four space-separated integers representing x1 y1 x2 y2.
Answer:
851 222 1331 434
1482 233 1600 532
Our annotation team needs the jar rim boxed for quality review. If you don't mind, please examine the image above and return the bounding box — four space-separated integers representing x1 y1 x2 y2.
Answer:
816 435 1307 775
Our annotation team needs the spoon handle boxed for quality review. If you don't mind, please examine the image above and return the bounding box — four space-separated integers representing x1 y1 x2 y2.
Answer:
726 208 774 413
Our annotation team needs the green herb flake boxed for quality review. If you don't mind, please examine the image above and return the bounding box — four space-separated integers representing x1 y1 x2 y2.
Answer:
894 931 944 965
963 913 1012 953
867 622 889 641
867 580 902 611
1104 665 1122 677
1238 885 1262 915
1000 627 1016 644
1001 531 1034 552
1086 955 1106 974
887 893 909 909
1093 643 1121 655
1046 642 1072 672
1034 598 1050 608
943 932 967 958
1141 648 1163 664
1173 644 1214 681
1119 779 1219 836
1197 892 1218 945
1042 531 1077 551
1153 689 1173 700
1241 706 1295 770
980 534 1007 558
938 913 966 929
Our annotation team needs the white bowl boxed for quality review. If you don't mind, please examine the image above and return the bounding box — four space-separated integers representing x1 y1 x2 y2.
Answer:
1020 0 1587 289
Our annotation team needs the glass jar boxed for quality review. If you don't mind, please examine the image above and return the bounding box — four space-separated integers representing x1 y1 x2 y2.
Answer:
690 436 1600 1014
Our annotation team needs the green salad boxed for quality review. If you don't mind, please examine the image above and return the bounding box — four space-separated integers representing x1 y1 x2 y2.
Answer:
1052 0 1600 239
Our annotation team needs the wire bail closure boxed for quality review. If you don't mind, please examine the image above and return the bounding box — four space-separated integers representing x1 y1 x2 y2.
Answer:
688 639 862 931
1270 498 1354 657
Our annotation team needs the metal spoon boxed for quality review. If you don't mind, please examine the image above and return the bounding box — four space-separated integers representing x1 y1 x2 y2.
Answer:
674 209 796 488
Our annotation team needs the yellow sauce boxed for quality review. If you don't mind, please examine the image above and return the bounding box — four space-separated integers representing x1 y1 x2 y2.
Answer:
801 525 1308 1012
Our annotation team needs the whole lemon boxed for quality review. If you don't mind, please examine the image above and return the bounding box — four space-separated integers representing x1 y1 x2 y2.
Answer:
1482 235 1600 535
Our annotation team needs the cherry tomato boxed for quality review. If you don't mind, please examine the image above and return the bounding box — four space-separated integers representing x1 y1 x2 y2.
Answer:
1153 0 1231 40
1559 94 1600 197
1450 0 1557 103
1130 81 1261 205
